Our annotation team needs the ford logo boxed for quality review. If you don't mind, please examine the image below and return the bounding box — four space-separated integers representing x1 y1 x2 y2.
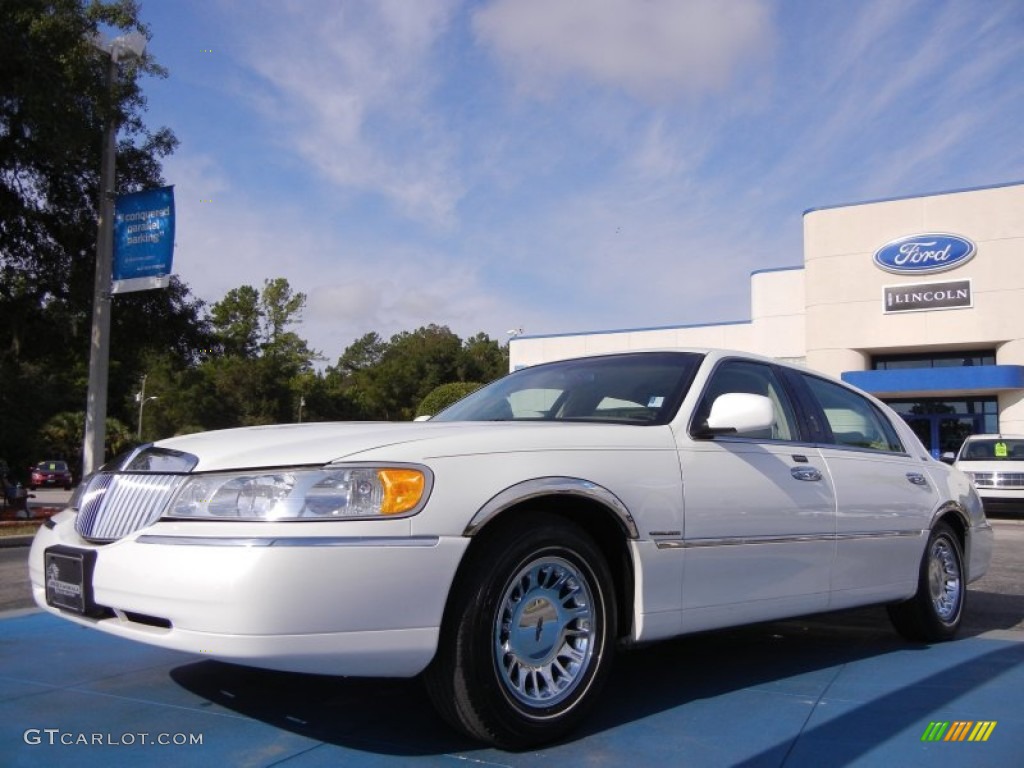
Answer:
873 233 975 275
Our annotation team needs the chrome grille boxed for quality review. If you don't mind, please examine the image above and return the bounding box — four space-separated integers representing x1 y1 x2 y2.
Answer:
968 472 1024 489
75 473 184 542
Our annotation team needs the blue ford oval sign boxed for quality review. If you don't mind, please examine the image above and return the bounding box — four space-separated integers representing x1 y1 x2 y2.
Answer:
873 233 976 275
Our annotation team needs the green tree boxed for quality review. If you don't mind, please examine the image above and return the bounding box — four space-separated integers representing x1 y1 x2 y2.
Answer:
460 332 509 382
201 278 317 426
333 332 385 374
210 284 261 357
326 325 508 421
1 0 176 296
416 382 482 418
39 411 134 477
0 0 181 475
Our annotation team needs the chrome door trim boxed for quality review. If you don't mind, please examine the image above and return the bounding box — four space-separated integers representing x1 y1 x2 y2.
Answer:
656 529 925 549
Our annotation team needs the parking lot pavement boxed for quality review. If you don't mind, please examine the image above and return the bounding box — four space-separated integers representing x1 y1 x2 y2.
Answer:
1 521 1022 766
1 610 1022 767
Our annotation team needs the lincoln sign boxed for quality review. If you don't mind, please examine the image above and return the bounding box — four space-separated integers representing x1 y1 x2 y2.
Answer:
884 279 972 314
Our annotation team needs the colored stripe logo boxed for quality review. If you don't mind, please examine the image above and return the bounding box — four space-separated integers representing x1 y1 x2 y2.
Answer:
921 721 997 742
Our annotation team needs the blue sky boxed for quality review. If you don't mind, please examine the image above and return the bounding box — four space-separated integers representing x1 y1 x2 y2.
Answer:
133 0 1024 362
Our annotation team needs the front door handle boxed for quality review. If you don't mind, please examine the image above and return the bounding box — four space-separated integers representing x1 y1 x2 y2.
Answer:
791 466 822 482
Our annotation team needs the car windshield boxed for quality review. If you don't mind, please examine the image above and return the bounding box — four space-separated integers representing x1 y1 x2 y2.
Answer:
958 439 1024 461
432 352 703 425
38 461 68 472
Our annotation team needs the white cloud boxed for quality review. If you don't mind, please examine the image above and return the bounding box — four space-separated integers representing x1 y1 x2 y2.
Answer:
472 0 775 101
227 0 463 227
163 148 518 361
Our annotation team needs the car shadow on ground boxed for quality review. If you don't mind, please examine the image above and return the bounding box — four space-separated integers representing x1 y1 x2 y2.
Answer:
168 605 1023 758
959 590 1024 635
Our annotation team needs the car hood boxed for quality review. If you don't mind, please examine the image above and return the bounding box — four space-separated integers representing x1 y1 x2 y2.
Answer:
956 460 1024 474
153 421 675 472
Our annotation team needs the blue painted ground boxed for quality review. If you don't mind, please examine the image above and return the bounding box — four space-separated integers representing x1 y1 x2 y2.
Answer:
1 608 1022 767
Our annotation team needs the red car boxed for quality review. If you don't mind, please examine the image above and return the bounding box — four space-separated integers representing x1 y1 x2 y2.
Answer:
30 460 73 490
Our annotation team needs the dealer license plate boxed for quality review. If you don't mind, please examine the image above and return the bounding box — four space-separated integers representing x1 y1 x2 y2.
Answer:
45 547 92 614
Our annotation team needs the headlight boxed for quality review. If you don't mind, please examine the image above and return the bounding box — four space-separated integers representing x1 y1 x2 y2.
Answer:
165 466 430 521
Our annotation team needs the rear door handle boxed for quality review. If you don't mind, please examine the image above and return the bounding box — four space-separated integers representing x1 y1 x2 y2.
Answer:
906 472 929 487
791 466 823 482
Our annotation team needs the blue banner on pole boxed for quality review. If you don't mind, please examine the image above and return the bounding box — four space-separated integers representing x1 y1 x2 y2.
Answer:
112 186 175 294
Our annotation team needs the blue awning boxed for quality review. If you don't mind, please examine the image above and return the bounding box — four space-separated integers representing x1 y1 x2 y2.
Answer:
842 365 1024 396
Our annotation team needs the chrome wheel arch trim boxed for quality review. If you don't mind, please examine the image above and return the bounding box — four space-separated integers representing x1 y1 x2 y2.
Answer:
929 501 978 549
464 477 639 539
929 500 988 580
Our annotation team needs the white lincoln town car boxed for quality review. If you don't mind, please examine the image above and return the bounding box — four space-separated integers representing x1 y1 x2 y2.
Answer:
30 350 993 748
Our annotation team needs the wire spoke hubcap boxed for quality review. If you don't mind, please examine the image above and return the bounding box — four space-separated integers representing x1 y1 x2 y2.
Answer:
495 556 597 709
928 536 962 622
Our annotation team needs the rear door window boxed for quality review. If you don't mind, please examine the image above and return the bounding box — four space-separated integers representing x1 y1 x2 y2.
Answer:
801 374 904 452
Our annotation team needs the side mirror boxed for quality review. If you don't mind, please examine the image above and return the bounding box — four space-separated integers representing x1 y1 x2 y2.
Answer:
413 415 432 422
940 452 956 465
698 393 775 437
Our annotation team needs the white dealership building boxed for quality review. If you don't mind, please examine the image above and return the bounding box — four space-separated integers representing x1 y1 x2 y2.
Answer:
509 181 1024 457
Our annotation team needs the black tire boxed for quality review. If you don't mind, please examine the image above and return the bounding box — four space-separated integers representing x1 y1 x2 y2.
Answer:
887 521 965 642
424 512 616 749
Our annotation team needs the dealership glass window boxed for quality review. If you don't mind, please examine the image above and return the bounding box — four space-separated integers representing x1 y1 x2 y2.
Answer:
872 350 995 370
886 397 998 433
887 397 999 457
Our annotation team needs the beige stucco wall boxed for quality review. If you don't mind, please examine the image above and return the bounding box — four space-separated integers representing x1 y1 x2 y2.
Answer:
508 267 805 370
750 268 806 362
998 338 1024 434
803 184 1024 379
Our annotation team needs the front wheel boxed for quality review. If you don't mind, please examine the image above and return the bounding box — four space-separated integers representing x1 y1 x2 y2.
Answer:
888 521 965 642
425 513 616 749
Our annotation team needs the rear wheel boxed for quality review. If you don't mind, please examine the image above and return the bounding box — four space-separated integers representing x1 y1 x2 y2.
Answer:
888 521 964 642
425 513 616 749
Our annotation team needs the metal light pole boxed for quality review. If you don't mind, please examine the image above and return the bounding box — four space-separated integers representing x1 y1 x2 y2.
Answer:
82 32 146 476
135 374 158 440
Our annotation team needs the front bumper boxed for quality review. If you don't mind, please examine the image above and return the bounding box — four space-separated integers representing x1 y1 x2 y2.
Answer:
976 488 1024 515
30 511 470 677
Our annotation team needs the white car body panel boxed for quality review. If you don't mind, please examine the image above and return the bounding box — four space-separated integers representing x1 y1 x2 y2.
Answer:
677 439 835 617
818 447 936 605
